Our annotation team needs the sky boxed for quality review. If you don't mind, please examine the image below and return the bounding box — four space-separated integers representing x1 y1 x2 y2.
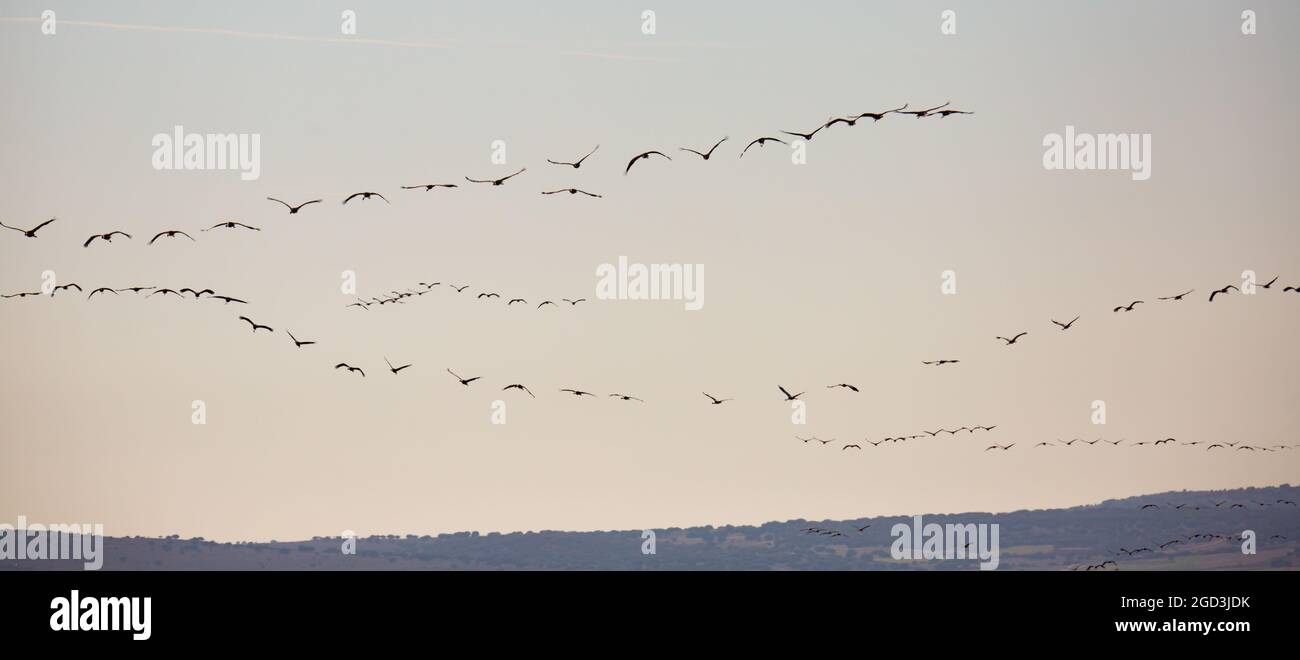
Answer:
1 1 1297 542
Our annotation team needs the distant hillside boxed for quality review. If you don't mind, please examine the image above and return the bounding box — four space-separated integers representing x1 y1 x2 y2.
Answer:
6 485 1297 570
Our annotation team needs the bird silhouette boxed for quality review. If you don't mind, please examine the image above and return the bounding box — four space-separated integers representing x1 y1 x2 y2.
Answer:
385 358 412 374
287 331 315 348
204 221 260 232
83 231 131 247
334 363 365 377
0 218 55 238
985 443 1015 451
466 168 526 186
778 386 804 401
679 137 728 160
267 197 322 213
503 383 535 398
560 389 595 397
447 369 480 386
609 393 644 402
996 332 1028 345
238 316 273 333
826 383 859 392
547 145 598 169
703 392 731 405
1113 300 1143 312
1258 275 1279 289
897 101 950 118
562 298 586 306
1051 316 1079 331
541 188 601 198
342 191 389 204
400 184 457 192
739 137 787 157
780 125 824 141
1208 285 1238 302
624 151 671 174
149 230 194 244
922 359 960 366
1157 290 1193 301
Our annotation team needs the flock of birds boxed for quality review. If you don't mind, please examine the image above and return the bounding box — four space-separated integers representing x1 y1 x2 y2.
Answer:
799 434 1300 453
796 495 1296 570
4 97 1295 573
1 100 973 251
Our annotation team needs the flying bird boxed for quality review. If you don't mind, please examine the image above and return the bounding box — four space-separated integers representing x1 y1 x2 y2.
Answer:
342 191 389 204
1258 275 1279 289
984 444 1015 451
83 231 131 247
826 383 860 392
238 316 273 333
625 151 671 174
537 300 555 308
842 444 862 450
850 103 909 122
209 295 247 305
931 109 974 118
385 357 412 374
466 168 526 186
778 386 804 401
447 369 481 386
1113 300 1143 312
266 197 322 213
542 188 601 198
562 298 585 306
87 287 118 299
703 392 731 405
560 389 595 397
780 125 824 141
204 221 260 232
547 145 598 169
995 332 1028 345
400 184 457 191
1208 285 1238 302
287 331 315 348
334 363 365 377
609 393 644 402
739 137 787 158
507 298 527 306
503 384 535 398
1051 316 1080 331
679 137 728 160
0 218 55 238
922 359 959 365
897 101 950 118
1157 290 1193 301
149 230 194 244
